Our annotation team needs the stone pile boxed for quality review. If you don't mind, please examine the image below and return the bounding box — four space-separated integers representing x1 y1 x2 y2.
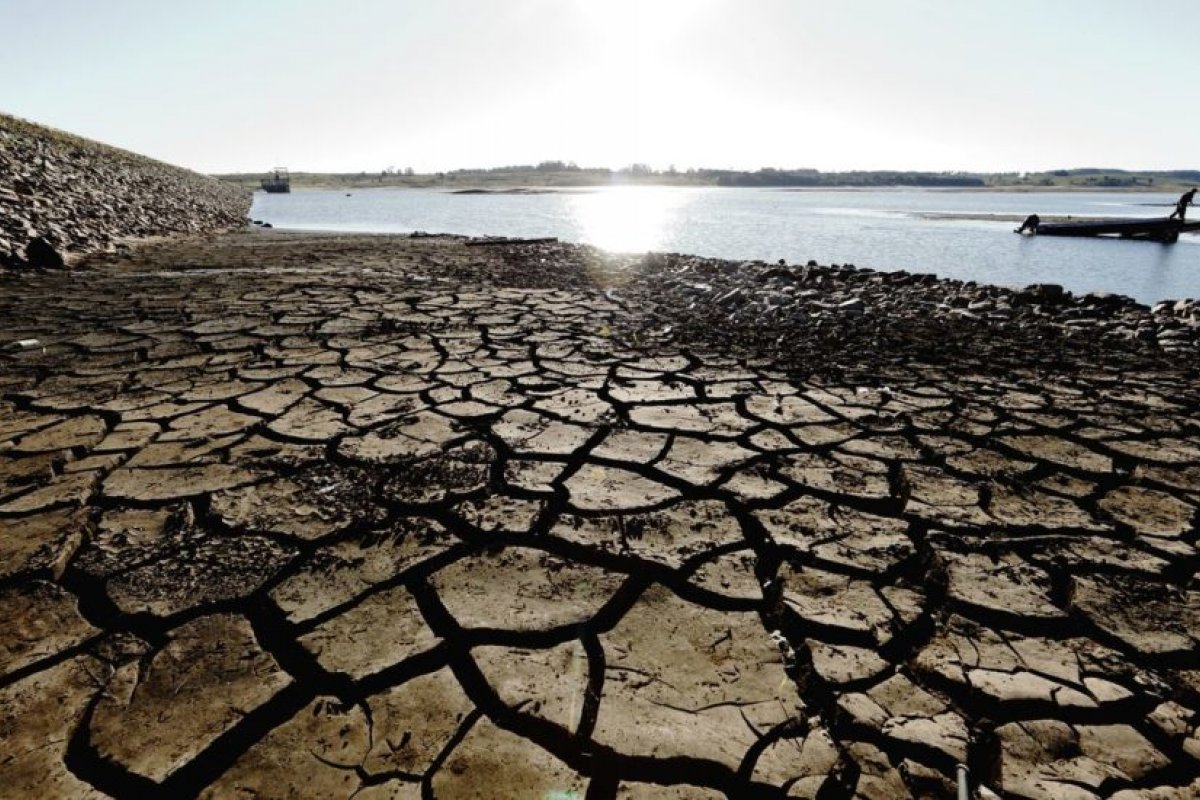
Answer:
1152 298 1200 349
0 113 249 269
614 252 1199 373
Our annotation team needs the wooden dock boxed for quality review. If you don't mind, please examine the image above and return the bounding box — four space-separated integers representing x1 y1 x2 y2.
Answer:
1027 217 1200 243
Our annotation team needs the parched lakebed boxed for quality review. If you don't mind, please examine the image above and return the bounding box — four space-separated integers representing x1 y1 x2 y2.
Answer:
1 230 1199 799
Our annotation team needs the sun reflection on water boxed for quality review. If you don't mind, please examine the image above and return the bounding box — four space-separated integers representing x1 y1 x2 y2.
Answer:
568 186 693 253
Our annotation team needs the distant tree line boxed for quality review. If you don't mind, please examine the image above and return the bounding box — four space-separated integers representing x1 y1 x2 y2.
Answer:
705 169 985 187
217 163 1198 191
1047 168 1200 182
425 164 987 187
445 161 587 175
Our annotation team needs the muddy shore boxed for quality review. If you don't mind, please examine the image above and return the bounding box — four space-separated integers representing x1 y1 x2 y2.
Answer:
1 229 1198 798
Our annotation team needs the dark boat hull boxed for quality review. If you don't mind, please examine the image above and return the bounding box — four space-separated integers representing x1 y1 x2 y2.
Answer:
1032 217 1200 243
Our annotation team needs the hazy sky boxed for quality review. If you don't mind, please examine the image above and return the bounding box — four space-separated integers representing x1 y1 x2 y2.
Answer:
2 0 1196 174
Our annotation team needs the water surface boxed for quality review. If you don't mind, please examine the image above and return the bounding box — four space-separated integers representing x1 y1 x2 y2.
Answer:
251 187 1200 304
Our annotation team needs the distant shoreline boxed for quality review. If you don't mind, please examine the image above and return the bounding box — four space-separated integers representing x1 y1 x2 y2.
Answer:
218 167 1198 194
244 183 1186 195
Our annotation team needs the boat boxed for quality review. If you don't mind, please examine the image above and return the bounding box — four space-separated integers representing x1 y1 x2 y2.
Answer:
260 168 291 194
1019 216 1200 243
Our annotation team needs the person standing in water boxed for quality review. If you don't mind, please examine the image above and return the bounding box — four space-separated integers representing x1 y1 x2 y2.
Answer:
1169 187 1197 221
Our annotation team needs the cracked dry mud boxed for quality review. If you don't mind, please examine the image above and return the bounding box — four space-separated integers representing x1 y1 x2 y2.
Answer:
1 229 1199 799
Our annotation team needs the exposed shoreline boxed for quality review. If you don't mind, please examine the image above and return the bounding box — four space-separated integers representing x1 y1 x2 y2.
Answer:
2 229 1199 798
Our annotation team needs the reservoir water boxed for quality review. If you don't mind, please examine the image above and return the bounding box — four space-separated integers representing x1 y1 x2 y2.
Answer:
251 187 1200 304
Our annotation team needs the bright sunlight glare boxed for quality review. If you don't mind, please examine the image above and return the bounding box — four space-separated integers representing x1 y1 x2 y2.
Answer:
568 187 695 253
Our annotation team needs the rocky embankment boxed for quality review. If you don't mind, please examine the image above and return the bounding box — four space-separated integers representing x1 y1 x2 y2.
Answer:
605 250 1200 373
473 240 1200 375
0 113 249 269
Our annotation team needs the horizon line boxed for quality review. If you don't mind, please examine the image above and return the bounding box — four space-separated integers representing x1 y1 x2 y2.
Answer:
210 164 1200 177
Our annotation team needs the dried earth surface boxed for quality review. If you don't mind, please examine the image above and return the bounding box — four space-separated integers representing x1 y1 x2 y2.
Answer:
1 229 1199 799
